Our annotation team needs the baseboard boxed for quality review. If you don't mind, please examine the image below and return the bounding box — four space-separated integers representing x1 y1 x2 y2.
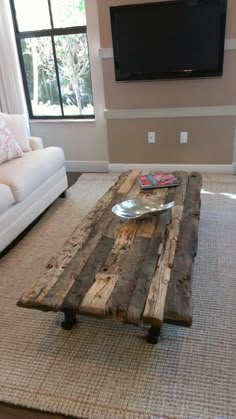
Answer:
109 163 233 174
65 161 233 174
65 160 109 172
232 162 236 175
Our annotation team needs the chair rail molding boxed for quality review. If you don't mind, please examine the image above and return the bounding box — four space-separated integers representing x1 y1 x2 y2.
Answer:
104 105 236 120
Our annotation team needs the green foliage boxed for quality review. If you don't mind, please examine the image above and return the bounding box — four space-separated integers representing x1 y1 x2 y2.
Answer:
20 0 93 114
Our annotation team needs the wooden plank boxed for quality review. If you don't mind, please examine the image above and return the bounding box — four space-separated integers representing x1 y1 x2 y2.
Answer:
136 217 157 238
140 184 168 203
164 172 202 326
118 170 141 193
75 216 143 320
126 178 143 199
126 204 173 324
80 273 118 317
124 184 179 324
126 235 162 324
37 231 104 310
63 217 140 312
142 204 183 327
62 236 115 312
106 236 153 320
106 183 176 322
115 220 140 248
17 171 129 308
35 193 127 310
172 171 189 205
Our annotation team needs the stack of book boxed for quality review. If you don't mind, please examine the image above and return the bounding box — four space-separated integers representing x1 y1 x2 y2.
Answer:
136 172 180 190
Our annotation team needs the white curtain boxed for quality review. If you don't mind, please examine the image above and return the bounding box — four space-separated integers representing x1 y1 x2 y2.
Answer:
0 0 27 114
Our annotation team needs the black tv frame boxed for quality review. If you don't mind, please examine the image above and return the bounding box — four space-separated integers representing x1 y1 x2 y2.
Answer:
110 0 227 82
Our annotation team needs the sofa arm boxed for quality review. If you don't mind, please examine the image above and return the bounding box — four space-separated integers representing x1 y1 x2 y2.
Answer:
29 136 44 150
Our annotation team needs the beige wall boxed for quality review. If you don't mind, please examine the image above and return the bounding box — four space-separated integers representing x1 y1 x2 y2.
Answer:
108 117 236 164
98 0 236 165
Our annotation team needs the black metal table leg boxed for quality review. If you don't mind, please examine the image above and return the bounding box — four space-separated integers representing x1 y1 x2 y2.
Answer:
147 325 161 344
61 309 77 330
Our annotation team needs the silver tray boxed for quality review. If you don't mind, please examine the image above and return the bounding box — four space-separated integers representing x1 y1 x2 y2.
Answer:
112 199 175 219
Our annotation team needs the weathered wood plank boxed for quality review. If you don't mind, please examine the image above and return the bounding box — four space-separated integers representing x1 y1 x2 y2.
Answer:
17 171 130 308
142 204 184 327
126 190 174 325
126 234 162 324
125 183 182 324
35 195 125 310
135 217 157 238
80 273 118 317
172 171 189 205
103 193 165 321
37 231 105 310
118 170 141 193
63 216 140 312
106 236 154 320
61 235 115 312
43 198 140 312
164 172 202 326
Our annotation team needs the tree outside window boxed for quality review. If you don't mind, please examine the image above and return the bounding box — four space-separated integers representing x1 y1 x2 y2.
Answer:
10 0 94 119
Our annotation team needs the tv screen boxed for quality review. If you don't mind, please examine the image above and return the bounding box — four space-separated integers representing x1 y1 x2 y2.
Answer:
110 0 227 81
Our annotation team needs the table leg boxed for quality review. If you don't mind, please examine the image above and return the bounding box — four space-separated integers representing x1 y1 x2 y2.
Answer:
61 309 77 330
147 325 161 344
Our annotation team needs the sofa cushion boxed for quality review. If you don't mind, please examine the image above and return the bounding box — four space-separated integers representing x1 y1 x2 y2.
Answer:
0 113 31 152
0 117 24 164
0 147 65 202
0 184 15 216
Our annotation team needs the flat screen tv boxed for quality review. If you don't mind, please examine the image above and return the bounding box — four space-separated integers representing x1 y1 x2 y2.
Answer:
110 0 227 81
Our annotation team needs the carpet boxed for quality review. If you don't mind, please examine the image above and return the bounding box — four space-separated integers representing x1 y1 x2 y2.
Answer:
0 173 235 419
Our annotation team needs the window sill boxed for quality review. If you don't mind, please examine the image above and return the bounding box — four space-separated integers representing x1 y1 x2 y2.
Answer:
29 119 96 123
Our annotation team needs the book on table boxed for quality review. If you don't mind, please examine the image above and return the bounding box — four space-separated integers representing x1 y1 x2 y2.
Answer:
136 172 180 190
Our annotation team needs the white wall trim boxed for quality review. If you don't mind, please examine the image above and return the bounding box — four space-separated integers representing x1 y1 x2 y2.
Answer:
225 38 236 50
65 161 233 174
109 163 233 174
104 105 236 119
99 48 113 59
232 162 236 175
99 39 236 59
65 160 109 172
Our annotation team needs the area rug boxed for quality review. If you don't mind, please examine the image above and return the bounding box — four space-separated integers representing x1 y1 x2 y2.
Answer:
0 173 235 419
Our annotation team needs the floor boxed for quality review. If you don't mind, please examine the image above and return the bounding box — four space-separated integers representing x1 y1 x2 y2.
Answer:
0 172 81 419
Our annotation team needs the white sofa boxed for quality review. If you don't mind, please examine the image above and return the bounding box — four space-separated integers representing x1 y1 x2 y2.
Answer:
0 113 68 253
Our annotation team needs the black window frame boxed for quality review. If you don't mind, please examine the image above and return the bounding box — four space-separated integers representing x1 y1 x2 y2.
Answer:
9 0 95 120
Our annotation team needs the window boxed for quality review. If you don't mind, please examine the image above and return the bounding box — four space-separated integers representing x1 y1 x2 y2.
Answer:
10 0 94 119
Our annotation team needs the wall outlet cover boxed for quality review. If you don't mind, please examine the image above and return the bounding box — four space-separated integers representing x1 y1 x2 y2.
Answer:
148 132 155 143
180 131 188 143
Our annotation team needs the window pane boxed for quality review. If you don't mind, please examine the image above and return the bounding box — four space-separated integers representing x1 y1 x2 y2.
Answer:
51 0 86 28
21 37 62 116
55 34 94 116
14 0 51 31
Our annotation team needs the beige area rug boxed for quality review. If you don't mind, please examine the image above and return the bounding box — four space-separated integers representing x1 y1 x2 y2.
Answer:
0 173 235 419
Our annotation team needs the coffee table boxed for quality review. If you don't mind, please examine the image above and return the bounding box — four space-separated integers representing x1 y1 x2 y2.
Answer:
17 170 202 343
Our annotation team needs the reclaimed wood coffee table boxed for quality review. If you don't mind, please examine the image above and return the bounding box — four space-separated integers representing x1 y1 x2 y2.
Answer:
18 170 202 343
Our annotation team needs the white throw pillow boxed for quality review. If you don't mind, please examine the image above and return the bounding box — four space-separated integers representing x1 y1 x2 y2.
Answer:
0 113 31 152
0 117 24 164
